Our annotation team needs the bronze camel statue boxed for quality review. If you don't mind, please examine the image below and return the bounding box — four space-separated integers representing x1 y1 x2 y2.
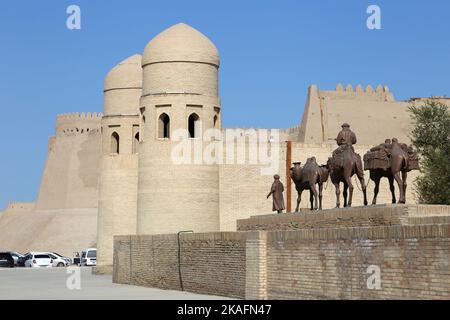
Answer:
290 157 330 211
328 148 368 208
386 138 409 203
367 138 415 204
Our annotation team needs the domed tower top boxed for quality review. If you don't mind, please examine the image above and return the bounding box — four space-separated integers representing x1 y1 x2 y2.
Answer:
103 54 142 115
141 24 219 96
104 54 142 92
142 23 219 67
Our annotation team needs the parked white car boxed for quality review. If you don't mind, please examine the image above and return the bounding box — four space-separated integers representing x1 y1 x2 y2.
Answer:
80 248 97 266
24 252 53 268
46 252 69 267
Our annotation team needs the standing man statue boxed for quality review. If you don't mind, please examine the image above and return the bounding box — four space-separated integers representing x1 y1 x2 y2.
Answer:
267 174 285 213
333 123 357 157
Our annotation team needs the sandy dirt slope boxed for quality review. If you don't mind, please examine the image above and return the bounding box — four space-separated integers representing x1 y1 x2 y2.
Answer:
0 208 97 258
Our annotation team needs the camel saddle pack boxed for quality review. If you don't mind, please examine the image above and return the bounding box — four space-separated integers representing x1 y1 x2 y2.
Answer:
363 150 390 170
363 148 419 172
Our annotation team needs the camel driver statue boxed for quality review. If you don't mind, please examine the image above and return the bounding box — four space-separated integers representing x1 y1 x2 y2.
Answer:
328 123 368 207
332 123 357 158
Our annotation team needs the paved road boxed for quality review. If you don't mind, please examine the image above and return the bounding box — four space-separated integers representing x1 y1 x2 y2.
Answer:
0 267 230 300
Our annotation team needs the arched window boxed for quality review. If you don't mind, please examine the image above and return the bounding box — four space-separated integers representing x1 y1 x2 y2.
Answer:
188 113 200 138
158 113 170 138
213 115 218 128
133 132 139 154
140 115 146 142
111 132 119 154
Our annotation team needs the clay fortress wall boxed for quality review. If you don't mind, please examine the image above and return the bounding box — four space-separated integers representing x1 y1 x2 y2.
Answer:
37 112 102 210
0 113 101 256
0 23 448 265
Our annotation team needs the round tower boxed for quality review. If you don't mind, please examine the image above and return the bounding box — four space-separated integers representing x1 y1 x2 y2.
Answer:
95 54 142 273
137 23 221 234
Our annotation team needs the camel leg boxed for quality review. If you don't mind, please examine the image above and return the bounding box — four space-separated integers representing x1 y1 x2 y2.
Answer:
295 189 303 212
356 168 368 206
372 177 380 205
393 172 405 203
309 190 314 210
334 182 341 208
318 183 323 210
309 182 319 210
388 176 396 203
402 171 408 203
344 176 354 207
343 182 348 207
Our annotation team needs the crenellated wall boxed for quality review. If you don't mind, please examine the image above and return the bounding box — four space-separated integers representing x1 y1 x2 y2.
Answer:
56 112 103 136
331 83 394 100
298 84 414 145
35 113 102 210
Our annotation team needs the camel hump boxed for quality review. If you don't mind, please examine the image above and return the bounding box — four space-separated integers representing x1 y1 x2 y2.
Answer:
302 160 323 184
303 159 320 173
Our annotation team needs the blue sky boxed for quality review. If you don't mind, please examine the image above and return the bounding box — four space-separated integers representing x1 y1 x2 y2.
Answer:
0 0 449 208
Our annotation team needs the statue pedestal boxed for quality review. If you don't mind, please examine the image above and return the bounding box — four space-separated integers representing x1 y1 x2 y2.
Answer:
237 204 450 231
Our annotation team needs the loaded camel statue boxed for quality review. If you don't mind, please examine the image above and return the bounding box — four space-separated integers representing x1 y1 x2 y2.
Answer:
364 138 419 204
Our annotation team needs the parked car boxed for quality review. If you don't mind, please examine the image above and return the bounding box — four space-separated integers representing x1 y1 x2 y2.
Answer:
24 252 53 268
0 252 14 268
1 252 23 266
80 248 97 266
46 252 70 267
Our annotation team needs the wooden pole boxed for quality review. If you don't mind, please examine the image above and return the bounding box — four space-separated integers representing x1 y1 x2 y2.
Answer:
286 141 292 213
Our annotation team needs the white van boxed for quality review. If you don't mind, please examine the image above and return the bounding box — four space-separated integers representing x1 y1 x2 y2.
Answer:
80 248 97 266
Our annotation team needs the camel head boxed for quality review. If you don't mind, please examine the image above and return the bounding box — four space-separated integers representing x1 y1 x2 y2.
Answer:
290 162 302 182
